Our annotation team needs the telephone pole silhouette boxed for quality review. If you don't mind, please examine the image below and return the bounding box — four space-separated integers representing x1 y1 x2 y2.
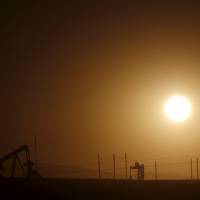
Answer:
97 154 101 179
155 160 157 180
34 136 38 170
125 153 128 179
113 153 116 179
190 159 193 180
197 157 199 180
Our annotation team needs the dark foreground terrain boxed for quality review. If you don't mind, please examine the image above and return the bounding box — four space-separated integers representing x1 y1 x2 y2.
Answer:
1 178 200 200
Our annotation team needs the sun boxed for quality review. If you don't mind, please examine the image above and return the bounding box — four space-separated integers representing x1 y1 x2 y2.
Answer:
164 96 192 122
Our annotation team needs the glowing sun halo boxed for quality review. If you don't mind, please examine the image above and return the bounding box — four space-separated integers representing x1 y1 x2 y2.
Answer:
164 96 192 122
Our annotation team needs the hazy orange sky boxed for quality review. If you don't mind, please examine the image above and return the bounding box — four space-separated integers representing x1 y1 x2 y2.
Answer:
2 1 200 172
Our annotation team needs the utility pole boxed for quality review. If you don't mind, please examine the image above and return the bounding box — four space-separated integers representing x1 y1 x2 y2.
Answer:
197 157 199 180
97 154 101 179
34 136 38 170
155 160 157 180
190 159 193 180
125 153 128 179
113 153 116 180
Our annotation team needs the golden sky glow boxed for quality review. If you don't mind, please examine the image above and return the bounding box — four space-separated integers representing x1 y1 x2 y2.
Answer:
3 2 200 180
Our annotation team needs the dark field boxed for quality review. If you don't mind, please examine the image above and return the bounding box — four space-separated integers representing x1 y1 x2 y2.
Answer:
1 178 200 200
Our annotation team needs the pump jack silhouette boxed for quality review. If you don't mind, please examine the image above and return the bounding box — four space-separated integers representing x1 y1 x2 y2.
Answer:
130 162 145 180
0 145 40 178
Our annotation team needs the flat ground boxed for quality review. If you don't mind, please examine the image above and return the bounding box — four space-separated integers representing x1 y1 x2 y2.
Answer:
1 178 200 199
